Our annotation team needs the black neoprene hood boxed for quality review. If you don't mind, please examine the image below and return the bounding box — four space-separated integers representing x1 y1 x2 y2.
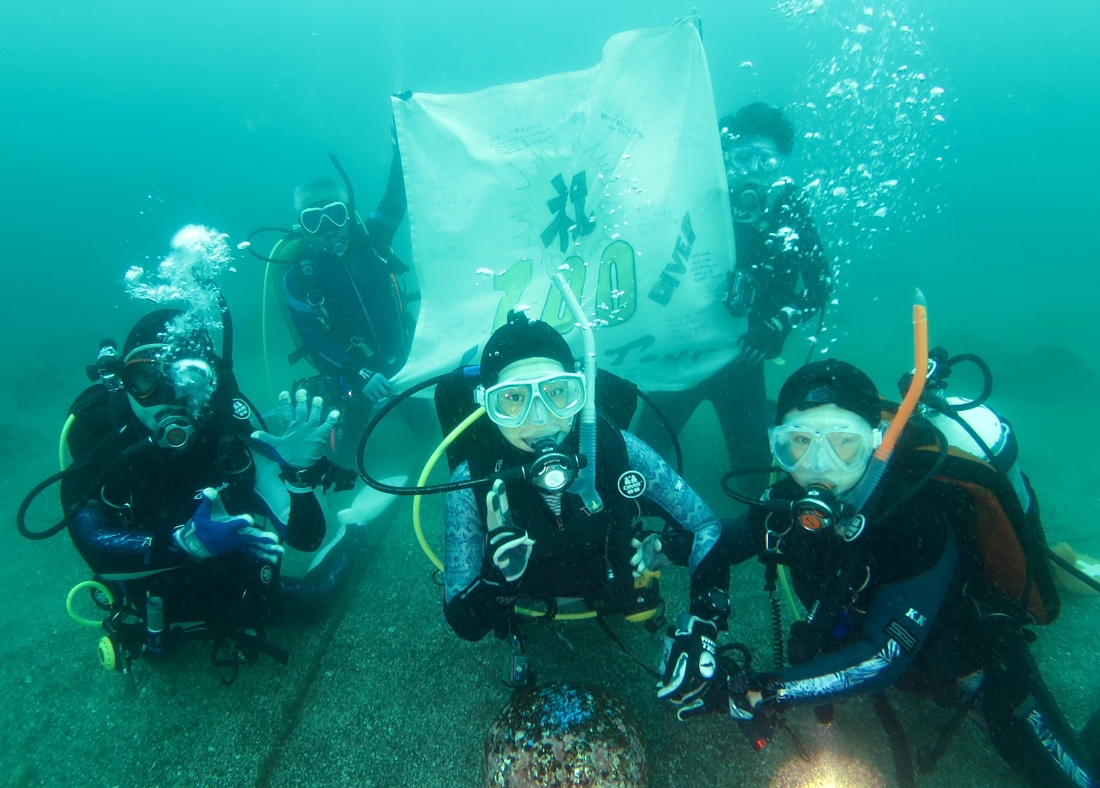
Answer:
775 359 883 427
719 102 796 157
478 310 575 387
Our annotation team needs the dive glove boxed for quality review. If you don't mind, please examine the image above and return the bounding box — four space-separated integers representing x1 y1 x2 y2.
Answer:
174 488 284 564
360 372 393 404
658 613 721 720
486 479 534 583
725 666 761 722
251 389 340 478
630 533 672 578
740 311 791 364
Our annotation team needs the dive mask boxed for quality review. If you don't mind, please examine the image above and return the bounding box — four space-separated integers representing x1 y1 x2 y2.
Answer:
769 418 880 476
723 143 784 178
123 344 216 417
476 372 586 429
722 136 785 224
299 201 349 234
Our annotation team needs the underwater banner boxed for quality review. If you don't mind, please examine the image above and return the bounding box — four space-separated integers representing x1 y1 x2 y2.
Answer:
393 18 740 391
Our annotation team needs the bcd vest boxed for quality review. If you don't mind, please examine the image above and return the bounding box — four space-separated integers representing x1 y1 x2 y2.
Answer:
466 417 640 608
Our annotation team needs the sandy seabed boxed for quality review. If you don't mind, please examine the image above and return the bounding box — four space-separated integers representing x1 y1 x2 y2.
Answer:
2 384 1096 788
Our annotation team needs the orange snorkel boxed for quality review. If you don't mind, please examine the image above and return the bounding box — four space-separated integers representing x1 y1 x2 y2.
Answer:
846 289 929 512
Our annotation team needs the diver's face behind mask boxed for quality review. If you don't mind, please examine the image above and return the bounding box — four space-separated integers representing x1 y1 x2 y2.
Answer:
770 403 881 494
300 201 349 235
298 197 351 257
123 343 216 451
478 358 582 453
722 134 785 224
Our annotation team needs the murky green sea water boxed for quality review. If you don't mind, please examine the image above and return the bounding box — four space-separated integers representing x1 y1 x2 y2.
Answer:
2 2 1097 786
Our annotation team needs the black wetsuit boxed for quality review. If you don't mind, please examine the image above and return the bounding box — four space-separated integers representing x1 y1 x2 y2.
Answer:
442 418 727 643
717 468 1100 788
636 180 831 493
61 384 353 631
277 149 412 462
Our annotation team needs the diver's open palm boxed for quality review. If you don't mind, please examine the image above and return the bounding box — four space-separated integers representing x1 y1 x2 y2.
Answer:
252 389 339 469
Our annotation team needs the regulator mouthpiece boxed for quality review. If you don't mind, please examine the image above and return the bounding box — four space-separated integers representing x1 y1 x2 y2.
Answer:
153 414 195 451
525 437 586 493
794 484 840 532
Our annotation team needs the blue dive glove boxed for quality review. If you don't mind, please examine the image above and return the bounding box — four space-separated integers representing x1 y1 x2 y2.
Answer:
173 488 284 564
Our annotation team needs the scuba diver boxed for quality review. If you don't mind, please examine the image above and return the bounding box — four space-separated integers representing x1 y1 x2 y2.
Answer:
635 102 832 494
437 309 729 662
264 146 413 465
658 356 1100 788
28 306 364 684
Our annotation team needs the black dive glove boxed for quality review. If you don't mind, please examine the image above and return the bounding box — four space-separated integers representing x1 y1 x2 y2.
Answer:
726 667 780 750
657 613 722 720
740 312 791 364
485 480 534 583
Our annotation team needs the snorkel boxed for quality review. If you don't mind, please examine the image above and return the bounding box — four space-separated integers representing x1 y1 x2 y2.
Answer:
327 153 356 225
552 272 602 514
844 288 929 512
719 289 931 538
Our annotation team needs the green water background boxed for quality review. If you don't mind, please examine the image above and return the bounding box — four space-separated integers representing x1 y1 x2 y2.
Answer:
1 2 1098 786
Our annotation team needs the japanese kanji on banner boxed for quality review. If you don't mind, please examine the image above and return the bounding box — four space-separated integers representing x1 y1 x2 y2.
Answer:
392 18 741 392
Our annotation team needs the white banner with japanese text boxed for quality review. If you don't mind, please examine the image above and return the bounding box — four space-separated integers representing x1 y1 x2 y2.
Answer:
393 18 741 391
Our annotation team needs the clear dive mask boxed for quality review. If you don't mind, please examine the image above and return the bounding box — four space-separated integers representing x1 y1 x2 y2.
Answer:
721 137 784 179
769 418 881 476
476 372 586 429
299 201 349 234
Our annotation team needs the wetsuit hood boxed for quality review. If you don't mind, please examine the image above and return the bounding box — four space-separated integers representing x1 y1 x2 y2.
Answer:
776 360 883 428
479 310 575 388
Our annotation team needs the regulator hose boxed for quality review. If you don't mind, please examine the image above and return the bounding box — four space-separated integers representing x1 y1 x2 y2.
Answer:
16 469 73 540
635 388 684 477
243 227 301 263
355 372 466 496
945 353 993 411
17 439 151 541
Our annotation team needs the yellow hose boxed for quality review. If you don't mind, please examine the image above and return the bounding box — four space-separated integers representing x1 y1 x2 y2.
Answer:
515 606 597 621
59 413 75 470
413 407 487 571
262 237 287 410
67 580 115 627
777 564 801 619
262 258 276 409
412 407 661 623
